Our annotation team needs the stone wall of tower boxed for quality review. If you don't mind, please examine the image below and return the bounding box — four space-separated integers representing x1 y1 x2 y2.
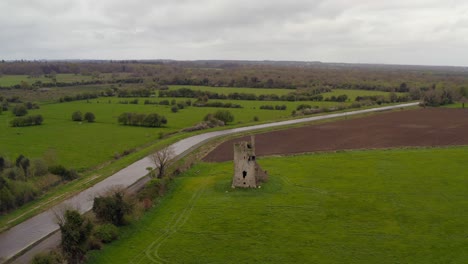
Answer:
232 136 269 188
232 141 257 188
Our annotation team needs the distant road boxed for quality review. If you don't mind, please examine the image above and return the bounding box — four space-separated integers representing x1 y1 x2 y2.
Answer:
0 102 419 263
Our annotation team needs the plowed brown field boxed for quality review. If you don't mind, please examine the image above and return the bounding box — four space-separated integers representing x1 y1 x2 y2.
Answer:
203 108 468 162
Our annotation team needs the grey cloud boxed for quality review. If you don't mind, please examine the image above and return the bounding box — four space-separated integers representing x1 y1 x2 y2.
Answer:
1 0 468 66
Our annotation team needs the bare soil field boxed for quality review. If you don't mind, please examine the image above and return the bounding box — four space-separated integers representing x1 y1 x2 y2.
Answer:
203 108 468 162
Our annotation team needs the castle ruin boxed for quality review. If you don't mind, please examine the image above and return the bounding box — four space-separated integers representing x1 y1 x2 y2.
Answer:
232 136 268 188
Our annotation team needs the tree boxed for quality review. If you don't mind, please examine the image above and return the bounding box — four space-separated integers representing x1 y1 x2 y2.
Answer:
15 154 30 177
12 104 28 116
72 111 83 121
213 110 234 123
92 188 132 226
57 210 92 264
150 146 175 178
171 105 178 113
84 112 95 122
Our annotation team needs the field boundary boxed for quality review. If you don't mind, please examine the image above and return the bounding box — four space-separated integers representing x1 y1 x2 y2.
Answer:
0 102 419 263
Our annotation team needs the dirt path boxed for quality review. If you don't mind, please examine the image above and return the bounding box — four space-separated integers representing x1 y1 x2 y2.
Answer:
203 108 468 162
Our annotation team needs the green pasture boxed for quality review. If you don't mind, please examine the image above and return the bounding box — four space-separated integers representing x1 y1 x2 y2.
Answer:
0 97 346 170
88 147 468 263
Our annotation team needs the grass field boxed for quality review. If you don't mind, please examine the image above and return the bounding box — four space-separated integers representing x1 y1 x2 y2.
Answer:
0 97 346 169
87 147 468 263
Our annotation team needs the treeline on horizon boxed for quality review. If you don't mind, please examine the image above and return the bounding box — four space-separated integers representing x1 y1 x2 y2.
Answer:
1 60 468 92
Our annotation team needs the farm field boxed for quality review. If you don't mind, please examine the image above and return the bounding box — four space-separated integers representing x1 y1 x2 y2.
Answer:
0 96 350 170
204 108 468 162
0 98 336 169
87 147 468 263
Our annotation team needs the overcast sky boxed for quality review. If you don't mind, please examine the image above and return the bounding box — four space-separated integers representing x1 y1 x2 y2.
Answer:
1 0 468 66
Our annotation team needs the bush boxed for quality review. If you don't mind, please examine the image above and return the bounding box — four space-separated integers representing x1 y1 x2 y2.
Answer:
171 105 179 113
138 177 172 201
25 102 40 109
31 250 64 264
71 111 83 121
84 112 95 122
159 100 170 105
88 236 103 251
10 115 43 127
59 210 93 263
0 182 16 212
213 110 234 123
9 180 38 207
12 104 28 116
94 224 119 243
3 167 24 181
32 158 49 177
92 189 133 226
48 165 79 181
296 104 312 111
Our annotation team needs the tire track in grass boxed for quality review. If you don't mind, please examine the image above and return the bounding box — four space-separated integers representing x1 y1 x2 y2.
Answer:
128 214 178 264
279 174 328 194
129 186 206 264
149 187 205 263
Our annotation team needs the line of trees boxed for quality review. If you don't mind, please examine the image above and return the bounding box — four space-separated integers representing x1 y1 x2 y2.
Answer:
158 88 333 102
116 88 153 97
193 101 242 108
118 112 167 127
324 94 348 102
2 61 468 93
59 93 100 103
259 105 287 110
10 115 43 127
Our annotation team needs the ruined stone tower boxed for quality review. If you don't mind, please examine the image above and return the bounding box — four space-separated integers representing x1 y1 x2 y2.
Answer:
232 136 268 188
